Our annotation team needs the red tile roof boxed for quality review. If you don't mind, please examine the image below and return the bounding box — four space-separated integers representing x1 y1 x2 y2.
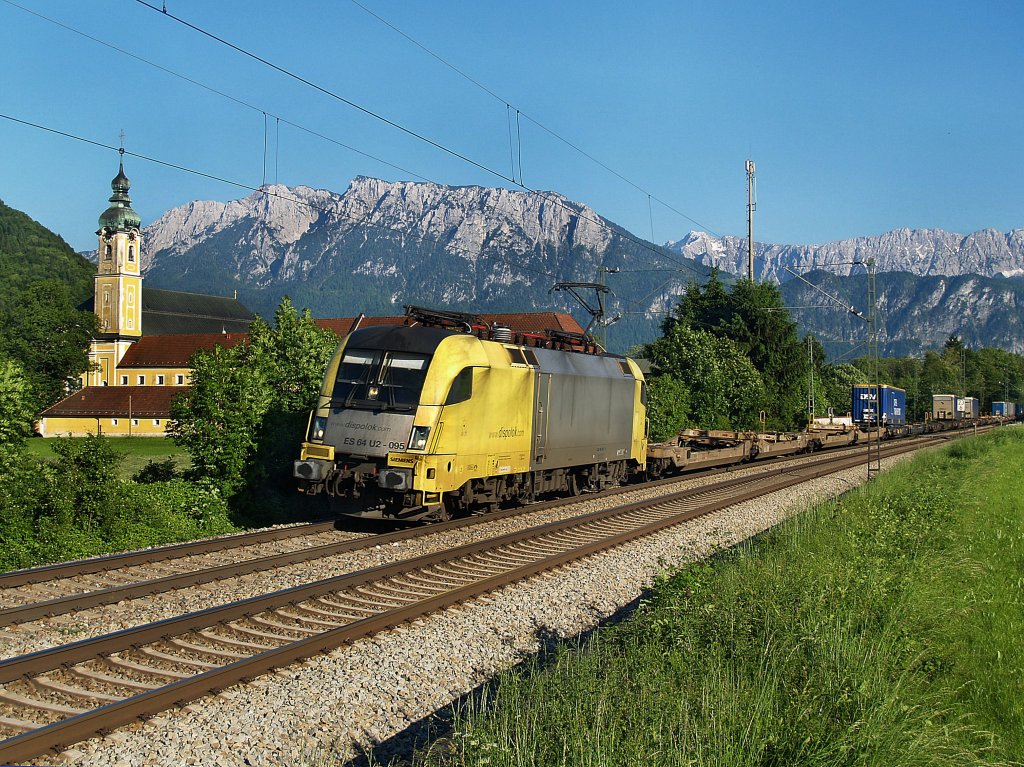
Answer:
118 333 249 368
41 387 188 418
112 313 583 369
315 312 584 337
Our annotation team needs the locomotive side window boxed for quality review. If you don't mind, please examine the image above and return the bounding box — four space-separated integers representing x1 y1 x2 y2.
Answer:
523 349 539 367
506 347 528 365
445 367 473 405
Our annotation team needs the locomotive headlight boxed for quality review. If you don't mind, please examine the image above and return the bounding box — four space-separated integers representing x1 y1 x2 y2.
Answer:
309 415 327 441
409 425 431 450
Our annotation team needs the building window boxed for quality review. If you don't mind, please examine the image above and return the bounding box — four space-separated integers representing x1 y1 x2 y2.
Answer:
132 419 139 427
153 419 161 426
104 244 112 259
128 245 135 262
156 374 165 385
111 418 118 426
137 375 145 385
175 374 184 385
120 375 128 385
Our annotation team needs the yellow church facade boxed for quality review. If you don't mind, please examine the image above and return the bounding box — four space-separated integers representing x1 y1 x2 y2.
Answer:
39 162 253 437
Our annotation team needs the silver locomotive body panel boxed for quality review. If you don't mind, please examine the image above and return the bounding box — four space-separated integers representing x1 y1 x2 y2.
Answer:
530 348 637 471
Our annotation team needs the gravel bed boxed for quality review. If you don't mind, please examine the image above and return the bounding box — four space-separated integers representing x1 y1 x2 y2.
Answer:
0 446 872 660
34 449 921 767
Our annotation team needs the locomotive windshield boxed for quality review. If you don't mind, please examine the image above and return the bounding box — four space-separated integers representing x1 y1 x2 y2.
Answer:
331 349 430 411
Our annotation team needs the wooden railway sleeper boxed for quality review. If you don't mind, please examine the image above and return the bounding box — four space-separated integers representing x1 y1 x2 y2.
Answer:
286 599 366 620
104 655 191 680
138 646 219 670
247 614 322 637
500 537 565 554
201 624 281 652
0 713 38 732
350 584 422 605
274 607 350 629
481 549 545 568
68 666 160 692
284 606 368 622
0 689 86 716
29 676 123 704
367 581 441 600
309 596 378 616
166 637 250 661
341 589 410 609
224 621 305 644
386 575 452 594
434 559 503 577
396 571 467 590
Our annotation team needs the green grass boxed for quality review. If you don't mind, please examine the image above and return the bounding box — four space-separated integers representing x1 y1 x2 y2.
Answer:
406 428 1024 767
24 436 191 479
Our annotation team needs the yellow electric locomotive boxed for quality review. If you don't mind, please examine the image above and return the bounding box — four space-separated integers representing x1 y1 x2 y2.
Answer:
294 307 647 521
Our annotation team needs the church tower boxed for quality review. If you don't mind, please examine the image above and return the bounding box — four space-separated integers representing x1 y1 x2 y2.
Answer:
86 157 143 386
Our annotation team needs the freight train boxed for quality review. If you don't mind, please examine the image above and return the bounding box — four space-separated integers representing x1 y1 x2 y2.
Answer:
294 306 1005 521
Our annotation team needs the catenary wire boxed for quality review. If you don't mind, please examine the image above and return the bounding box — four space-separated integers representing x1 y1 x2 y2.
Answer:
1 0 700 288
346 0 724 238
0 112 564 281
5 0 706 281
130 0 710 279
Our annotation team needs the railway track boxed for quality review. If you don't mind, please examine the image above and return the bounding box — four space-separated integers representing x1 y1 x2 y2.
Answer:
0 433 943 628
0 432 954 762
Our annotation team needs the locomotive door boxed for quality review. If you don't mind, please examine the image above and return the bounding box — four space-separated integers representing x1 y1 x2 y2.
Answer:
533 372 551 463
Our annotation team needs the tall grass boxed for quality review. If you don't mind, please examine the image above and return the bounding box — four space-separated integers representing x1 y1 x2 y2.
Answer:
420 429 1024 767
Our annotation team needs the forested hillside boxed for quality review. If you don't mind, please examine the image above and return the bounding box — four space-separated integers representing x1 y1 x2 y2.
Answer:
0 199 94 311
0 200 99 410
780 270 1024 356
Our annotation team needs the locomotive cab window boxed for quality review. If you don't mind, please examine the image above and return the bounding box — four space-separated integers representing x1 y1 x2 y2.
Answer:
331 349 430 411
444 367 473 405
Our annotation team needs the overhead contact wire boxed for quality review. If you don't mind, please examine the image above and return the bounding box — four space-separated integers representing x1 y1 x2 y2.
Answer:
130 0 709 279
0 112 559 281
4 0 707 294
346 0 723 239
132 0 515 186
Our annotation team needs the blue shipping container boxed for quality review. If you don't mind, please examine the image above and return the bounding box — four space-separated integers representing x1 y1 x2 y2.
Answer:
852 384 907 426
992 401 1016 418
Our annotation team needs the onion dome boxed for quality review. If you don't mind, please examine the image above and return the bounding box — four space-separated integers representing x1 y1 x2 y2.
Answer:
97 160 142 234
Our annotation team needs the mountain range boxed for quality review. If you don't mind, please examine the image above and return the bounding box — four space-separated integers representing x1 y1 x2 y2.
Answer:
668 228 1024 282
77 177 1024 355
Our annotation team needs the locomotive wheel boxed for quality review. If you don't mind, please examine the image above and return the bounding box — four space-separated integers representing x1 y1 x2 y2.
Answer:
568 473 583 496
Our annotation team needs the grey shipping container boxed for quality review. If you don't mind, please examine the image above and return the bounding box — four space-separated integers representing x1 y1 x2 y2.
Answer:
932 394 962 420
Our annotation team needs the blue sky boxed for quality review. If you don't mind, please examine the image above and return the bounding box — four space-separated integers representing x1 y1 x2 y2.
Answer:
1 0 1021 253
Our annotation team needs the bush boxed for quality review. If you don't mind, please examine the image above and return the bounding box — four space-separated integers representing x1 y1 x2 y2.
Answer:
132 457 179 483
0 436 236 571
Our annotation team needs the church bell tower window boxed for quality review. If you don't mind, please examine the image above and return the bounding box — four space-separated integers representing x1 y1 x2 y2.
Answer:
128 245 135 262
